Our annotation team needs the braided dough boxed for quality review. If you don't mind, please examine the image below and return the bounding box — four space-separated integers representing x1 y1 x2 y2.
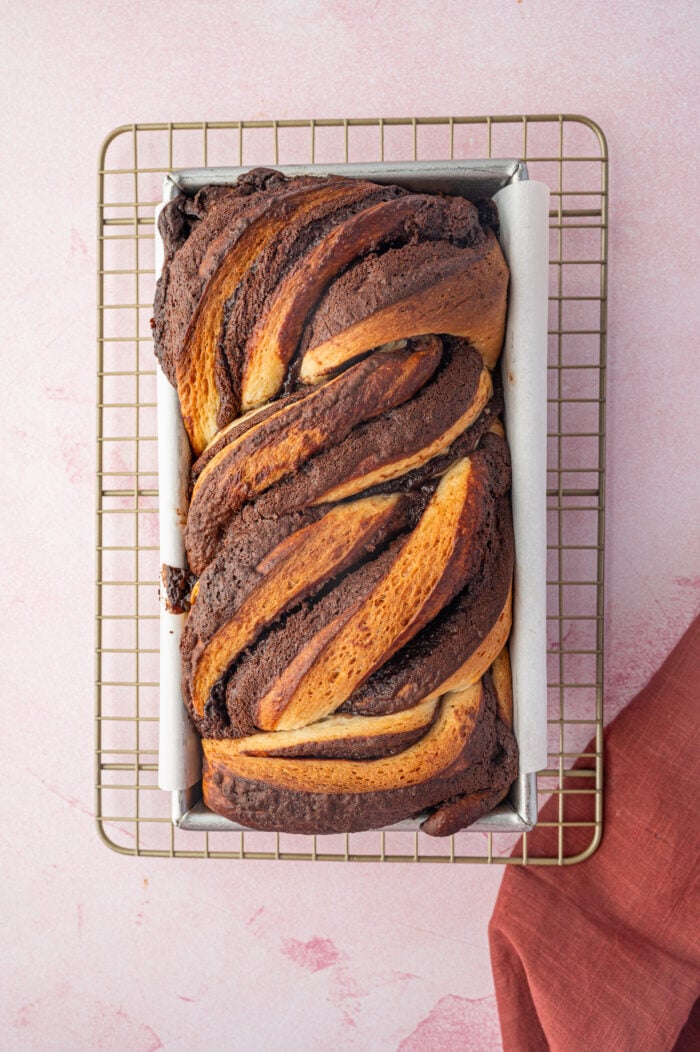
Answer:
154 168 518 835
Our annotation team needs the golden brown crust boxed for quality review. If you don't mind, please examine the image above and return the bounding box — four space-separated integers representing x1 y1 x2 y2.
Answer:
417 652 516 837
185 338 442 575
218 697 439 760
177 180 382 453
204 683 483 794
491 644 514 729
188 494 403 718
299 230 508 383
311 367 492 504
340 493 513 718
200 677 518 834
240 196 453 410
255 455 492 731
422 587 512 703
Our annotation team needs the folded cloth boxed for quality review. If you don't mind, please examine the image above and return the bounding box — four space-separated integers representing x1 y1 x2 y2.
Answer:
489 614 700 1052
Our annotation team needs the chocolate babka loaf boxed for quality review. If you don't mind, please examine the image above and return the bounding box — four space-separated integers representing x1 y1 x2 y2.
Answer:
154 168 518 835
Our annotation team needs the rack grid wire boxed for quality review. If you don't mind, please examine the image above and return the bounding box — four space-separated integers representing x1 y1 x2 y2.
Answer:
96 115 607 863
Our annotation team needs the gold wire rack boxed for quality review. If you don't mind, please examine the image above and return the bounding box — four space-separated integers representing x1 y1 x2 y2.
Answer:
96 115 607 863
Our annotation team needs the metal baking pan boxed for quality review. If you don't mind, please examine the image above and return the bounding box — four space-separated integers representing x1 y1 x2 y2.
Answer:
156 159 546 835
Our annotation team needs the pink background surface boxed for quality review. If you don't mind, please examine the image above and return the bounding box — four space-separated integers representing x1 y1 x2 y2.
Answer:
2 2 699 1049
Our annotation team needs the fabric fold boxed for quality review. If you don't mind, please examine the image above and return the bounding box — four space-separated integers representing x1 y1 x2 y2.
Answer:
489 614 700 1051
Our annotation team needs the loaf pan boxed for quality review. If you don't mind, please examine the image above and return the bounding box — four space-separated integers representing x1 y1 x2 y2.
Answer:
155 159 549 835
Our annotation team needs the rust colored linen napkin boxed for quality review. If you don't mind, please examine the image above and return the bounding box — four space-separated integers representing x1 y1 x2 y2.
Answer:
489 615 700 1051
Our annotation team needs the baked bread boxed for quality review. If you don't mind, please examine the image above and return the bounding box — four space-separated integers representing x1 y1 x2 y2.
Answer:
154 167 518 836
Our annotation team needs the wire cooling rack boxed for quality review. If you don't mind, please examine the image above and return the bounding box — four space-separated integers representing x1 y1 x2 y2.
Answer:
96 115 607 863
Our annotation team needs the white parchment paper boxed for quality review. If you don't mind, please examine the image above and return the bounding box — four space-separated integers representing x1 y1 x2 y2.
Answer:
155 203 201 791
156 174 550 792
493 180 550 773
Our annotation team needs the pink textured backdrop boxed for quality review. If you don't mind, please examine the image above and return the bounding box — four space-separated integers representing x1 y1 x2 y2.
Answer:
2 2 699 1049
